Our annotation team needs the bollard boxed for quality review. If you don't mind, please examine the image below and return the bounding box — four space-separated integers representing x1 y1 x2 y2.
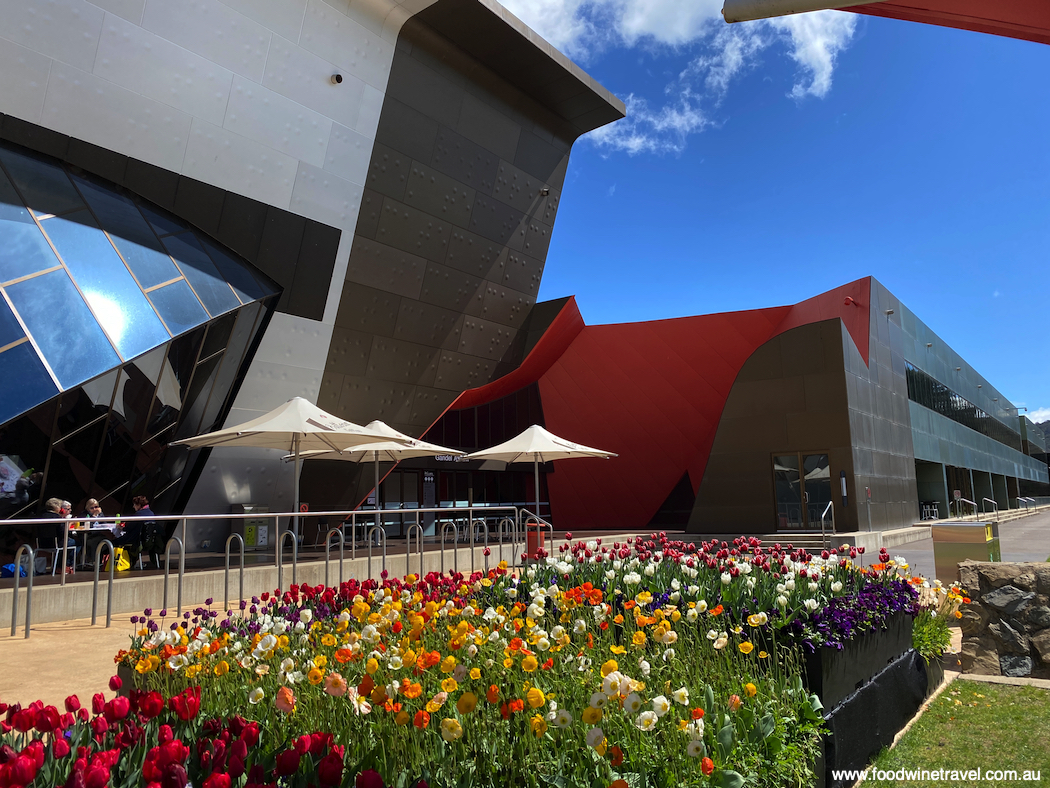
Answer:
10 545 35 638
91 540 116 627
324 528 345 588
224 533 245 611
163 537 185 615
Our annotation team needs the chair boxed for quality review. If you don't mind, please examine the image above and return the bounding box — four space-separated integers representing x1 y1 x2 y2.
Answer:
36 537 77 576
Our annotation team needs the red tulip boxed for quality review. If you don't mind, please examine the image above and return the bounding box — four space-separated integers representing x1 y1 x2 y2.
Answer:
169 687 201 721
104 697 131 724
318 751 344 787
92 693 106 715
139 691 164 720
53 738 72 758
108 675 122 692
65 695 81 713
356 769 385 788
275 749 301 777
203 772 232 788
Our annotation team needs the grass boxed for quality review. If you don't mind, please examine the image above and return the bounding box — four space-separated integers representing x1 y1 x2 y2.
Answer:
866 682 1050 786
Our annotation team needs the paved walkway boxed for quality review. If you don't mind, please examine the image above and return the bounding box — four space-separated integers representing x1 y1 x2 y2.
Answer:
1 514 1048 710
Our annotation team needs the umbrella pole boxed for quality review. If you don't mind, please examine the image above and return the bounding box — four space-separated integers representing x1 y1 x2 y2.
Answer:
534 458 540 521
293 434 301 542
374 452 381 537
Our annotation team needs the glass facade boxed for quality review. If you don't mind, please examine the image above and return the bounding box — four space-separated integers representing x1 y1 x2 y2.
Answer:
423 384 544 451
0 140 279 520
905 361 1022 452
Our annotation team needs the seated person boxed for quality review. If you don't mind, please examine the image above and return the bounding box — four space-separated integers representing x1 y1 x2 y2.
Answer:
114 495 162 569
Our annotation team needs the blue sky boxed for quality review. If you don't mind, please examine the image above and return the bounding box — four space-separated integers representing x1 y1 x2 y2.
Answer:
502 1 1050 420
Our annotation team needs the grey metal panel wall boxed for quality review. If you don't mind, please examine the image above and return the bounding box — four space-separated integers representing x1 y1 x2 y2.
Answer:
844 280 919 530
318 14 592 441
910 401 1048 482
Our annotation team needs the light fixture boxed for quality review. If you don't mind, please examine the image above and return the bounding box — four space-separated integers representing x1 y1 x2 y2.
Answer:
539 187 550 196
926 342 933 348
955 366 961 371
993 397 998 402
844 296 858 307
884 309 894 316
977 384 982 388
330 74 343 84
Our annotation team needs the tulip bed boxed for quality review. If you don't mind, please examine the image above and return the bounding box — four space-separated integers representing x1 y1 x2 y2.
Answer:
0 534 945 788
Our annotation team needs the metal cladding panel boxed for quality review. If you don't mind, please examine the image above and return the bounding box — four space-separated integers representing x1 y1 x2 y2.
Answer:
325 326 374 377
498 250 544 295
434 350 499 392
846 0 1050 46
458 316 519 359
478 283 534 327
493 158 552 215
375 199 454 262
375 98 439 165
333 281 401 336
418 262 486 315
431 127 499 194
468 193 528 249
393 299 464 350
366 142 412 201
345 236 427 299
404 161 477 229
445 227 508 277
366 336 442 386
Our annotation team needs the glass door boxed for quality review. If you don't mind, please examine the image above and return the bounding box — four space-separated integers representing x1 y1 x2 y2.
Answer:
773 452 831 530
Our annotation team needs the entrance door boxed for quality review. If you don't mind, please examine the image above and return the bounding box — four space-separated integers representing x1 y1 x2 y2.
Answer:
773 453 831 530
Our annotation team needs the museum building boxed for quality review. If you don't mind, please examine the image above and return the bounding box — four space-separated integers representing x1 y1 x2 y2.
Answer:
0 0 1045 548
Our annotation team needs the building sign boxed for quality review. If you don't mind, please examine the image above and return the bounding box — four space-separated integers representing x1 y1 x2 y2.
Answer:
435 455 469 462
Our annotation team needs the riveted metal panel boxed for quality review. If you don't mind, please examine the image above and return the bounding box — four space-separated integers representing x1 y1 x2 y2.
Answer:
431 126 498 194
345 236 427 299
375 198 453 262
366 142 411 201
326 326 374 377
334 281 401 335
317 371 344 413
456 93 520 162
433 349 498 392
336 374 419 425
366 336 441 386
513 127 569 181
445 227 506 278
393 298 464 350
494 249 543 295
522 216 552 259
376 97 439 163
478 284 534 328
418 261 486 315
356 188 384 240
459 315 518 359
404 160 476 229
492 158 548 216
468 192 527 248
385 51 464 129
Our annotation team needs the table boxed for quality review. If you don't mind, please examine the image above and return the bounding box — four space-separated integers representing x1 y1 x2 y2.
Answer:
68 523 119 568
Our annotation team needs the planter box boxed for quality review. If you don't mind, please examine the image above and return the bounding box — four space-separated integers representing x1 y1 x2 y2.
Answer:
805 613 914 709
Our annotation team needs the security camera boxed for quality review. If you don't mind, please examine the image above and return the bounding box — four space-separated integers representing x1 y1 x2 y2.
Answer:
331 74 343 84
539 187 550 196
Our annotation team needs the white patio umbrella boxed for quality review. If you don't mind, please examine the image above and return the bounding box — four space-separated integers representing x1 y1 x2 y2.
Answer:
170 398 405 538
465 425 616 521
285 421 464 534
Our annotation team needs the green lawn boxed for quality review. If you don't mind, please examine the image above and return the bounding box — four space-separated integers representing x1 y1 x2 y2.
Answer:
865 682 1050 786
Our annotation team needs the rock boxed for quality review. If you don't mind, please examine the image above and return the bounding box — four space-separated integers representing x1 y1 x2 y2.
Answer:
1027 606 1050 631
989 619 1029 654
1000 654 1033 677
978 564 1024 591
959 606 988 637
1014 573 1037 592
960 636 1001 676
1032 630 1050 663
983 585 1035 615
1035 566 1050 596
958 562 980 596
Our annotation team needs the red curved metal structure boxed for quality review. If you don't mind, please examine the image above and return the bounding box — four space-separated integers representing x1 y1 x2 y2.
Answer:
844 1 1050 46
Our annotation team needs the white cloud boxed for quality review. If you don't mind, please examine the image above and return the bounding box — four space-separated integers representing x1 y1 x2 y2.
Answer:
1028 407 1050 423
768 11 857 99
587 92 710 155
501 0 857 153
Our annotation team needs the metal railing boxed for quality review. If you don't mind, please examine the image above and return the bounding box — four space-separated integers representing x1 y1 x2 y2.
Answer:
522 510 554 560
224 533 245 611
952 497 978 518
91 539 115 627
366 526 386 579
820 501 835 550
405 523 424 578
10 545 34 638
3 505 532 628
440 522 459 574
277 530 297 592
163 537 185 615
981 497 999 521
324 528 345 588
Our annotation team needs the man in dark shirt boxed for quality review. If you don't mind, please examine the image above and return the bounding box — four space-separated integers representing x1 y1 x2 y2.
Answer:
115 495 162 569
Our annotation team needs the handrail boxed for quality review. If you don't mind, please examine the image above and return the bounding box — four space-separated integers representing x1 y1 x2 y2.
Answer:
441 522 459 574
324 528 345 588
91 539 115 627
277 530 297 591
981 497 999 521
521 510 553 563
10 545 35 638
224 533 245 611
366 526 386 579
472 519 490 572
59 520 71 586
405 523 424 578
163 536 185 615
952 497 978 517
820 501 834 550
